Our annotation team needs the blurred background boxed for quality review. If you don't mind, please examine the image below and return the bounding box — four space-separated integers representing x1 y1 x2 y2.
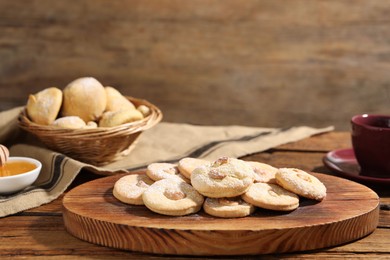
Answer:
0 0 389 130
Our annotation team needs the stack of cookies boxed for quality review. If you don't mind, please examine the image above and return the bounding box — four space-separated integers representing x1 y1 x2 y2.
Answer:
26 77 150 129
113 156 327 218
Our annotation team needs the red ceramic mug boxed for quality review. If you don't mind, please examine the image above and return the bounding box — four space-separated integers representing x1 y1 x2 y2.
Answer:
351 114 390 177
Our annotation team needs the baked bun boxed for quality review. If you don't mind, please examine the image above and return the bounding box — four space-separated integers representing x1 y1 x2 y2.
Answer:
52 116 86 129
61 77 107 122
105 86 135 112
26 87 63 125
99 109 144 127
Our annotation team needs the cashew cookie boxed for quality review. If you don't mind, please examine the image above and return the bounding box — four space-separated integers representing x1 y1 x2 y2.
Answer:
203 197 255 218
247 161 278 183
178 157 210 179
113 173 154 205
142 179 204 216
191 157 255 198
275 168 327 201
146 163 189 183
242 182 299 211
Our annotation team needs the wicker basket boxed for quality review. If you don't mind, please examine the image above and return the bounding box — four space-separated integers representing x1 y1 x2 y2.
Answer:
18 96 163 166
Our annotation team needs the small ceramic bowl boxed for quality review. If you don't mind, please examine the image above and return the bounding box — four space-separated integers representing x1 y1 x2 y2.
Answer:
0 157 42 195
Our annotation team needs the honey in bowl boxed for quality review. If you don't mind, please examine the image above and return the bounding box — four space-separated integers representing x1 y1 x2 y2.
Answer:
0 161 37 177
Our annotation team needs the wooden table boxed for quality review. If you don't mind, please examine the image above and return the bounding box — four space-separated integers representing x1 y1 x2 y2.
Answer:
1 131 389 259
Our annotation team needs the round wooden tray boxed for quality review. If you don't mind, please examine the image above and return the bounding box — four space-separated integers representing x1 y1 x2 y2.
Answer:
62 171 379 256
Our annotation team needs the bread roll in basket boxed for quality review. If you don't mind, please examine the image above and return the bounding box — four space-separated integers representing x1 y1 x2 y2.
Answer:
18 96 162 166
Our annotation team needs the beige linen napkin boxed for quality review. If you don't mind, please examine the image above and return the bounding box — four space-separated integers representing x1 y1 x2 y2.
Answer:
0 107 334 217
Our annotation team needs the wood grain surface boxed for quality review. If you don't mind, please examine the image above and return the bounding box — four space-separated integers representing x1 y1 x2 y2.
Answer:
1 1 390 130
63 170 379 256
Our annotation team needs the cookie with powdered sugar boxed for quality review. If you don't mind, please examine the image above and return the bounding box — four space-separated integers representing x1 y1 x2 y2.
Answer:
178 157 210 179
142 179 204 216
146 162 189 183
246 161 278 183
275 168 326 201
191 156 255 198
113 174 154 205
203 197 255 218
242 182 299 211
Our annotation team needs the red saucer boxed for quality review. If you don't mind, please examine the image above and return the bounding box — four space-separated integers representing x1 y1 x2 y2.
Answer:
323 148 390 185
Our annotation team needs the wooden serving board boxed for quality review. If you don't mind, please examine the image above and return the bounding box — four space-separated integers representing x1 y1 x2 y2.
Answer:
62 171 379 256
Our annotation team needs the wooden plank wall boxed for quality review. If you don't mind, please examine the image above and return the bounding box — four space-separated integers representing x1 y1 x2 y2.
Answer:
0 0 389 130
